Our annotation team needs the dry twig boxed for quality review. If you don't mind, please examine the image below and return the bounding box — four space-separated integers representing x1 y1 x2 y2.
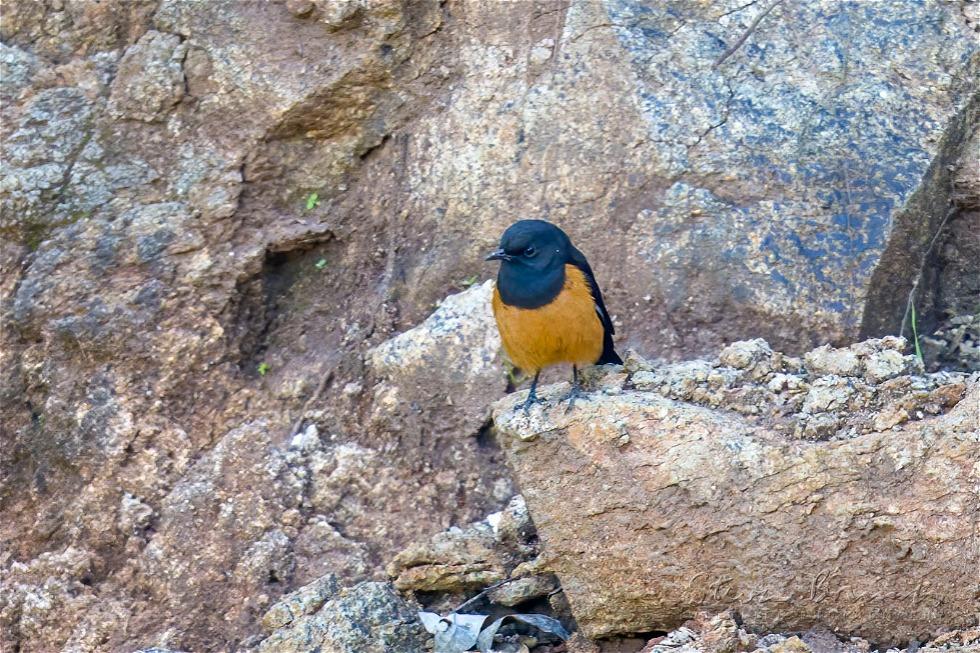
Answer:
713 0 786 67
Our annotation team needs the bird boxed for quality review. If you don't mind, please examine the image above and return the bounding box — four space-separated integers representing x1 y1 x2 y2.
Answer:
485 219 622 412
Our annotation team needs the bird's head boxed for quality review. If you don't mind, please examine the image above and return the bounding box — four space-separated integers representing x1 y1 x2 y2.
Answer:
485 219 570 274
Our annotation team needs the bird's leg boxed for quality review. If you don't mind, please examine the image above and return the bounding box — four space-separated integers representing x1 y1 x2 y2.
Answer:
563 365 586 412
517 371 543 414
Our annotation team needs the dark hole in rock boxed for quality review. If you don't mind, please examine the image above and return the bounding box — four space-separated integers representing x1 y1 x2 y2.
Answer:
231 242 331 376
475 420 498 451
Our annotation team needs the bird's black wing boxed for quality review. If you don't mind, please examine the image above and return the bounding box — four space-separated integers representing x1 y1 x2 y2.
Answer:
568 246 623 365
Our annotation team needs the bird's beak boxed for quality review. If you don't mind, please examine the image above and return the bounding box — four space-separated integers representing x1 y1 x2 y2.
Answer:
485 248 511 262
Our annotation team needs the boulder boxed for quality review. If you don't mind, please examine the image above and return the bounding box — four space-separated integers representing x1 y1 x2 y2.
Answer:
493 340 977 644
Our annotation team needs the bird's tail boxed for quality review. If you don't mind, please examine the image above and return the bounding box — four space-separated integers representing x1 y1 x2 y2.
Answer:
597 330 623 365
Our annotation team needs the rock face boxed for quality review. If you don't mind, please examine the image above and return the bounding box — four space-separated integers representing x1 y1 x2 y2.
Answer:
1 0 977 651
493 340 978 644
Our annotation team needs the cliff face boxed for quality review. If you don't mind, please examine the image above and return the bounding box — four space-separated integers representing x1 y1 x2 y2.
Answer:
0 1 977 651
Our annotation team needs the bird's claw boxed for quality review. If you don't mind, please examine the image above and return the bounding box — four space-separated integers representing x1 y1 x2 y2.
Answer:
517 390 544 415
562 384 587 413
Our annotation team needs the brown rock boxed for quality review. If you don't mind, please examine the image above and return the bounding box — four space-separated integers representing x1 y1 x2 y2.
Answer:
770 637 813 653
386 521 510 592
493 374 978 644
285 0 314 17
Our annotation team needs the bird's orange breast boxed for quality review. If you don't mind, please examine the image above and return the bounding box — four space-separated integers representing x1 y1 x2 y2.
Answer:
492 264 605 373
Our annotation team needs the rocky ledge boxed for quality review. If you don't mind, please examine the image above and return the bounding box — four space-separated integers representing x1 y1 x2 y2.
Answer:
493 338 977 645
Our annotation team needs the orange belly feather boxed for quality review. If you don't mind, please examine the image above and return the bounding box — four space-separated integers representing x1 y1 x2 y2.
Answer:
492 264 604 372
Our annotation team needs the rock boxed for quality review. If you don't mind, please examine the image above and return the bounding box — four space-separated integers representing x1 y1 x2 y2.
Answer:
367 279 503 435
797 412 841 441
314 0 363 31
770 637 813 653
1 0 977 650
285 0 314 18
487 575 557 607
804 345 863 377
926 628 980 650
863 348 912 383
387 520 511 592
718 339 775 378
801 376 861 413
386 493 544 610
260 573 339 632
636 613 896 653
253 581 426 653
108 30 187 122
493 343 978 643
488 494 535 545
567 632 602 653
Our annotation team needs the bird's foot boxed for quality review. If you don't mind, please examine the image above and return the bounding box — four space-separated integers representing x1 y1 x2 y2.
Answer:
562 383 587 413
517 389 545 415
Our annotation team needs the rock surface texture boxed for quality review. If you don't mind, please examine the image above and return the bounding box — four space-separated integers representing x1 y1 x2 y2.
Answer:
252 579 427 653
1 0 977 651
494 340 978 645
636 612 980 653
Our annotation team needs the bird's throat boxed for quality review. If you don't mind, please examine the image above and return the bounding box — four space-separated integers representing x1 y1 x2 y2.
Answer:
496 263 565 309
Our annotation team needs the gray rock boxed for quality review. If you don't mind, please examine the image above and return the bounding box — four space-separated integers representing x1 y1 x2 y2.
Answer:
863 348 914 384
367 280 504 436
801 376 861 414
718 339 775 379
108 31 187 122
797 413 842 440
488 575 557 607
261 573 339 632
368 280 500 387
804 345 863 377
255 581 426 653
0 43 40 103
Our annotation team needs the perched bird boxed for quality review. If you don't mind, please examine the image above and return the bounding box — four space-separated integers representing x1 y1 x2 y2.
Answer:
486 219 622 412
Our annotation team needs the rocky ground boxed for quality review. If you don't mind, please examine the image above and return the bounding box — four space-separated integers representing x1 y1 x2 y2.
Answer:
1 0 978 651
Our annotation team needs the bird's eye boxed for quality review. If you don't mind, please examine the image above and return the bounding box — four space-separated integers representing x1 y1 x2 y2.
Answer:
524 245 537 257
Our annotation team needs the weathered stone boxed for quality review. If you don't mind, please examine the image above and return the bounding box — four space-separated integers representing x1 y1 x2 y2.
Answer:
804 345 863 377
801 376 861 414
863 348 913 384
493 361 978 643
367 280 504 435
253 581 426 653
769 637 813 653
487 575 557 607
718 339 774 378
260 573 339 632
108 30 187 122
386 521 509 592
